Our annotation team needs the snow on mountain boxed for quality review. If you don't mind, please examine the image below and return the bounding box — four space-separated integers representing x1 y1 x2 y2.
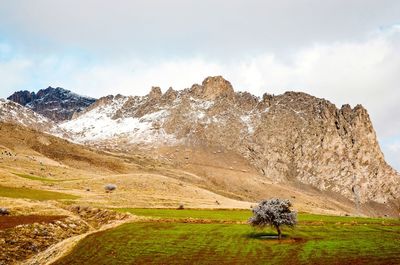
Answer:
59 95 179 145
0 99 55 132
58 77 260 146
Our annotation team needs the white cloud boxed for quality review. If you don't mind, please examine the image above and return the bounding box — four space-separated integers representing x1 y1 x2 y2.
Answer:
1 0 399 58
63 58 224 97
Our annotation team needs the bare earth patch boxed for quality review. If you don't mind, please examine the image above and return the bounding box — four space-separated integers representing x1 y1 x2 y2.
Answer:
0 215 66 230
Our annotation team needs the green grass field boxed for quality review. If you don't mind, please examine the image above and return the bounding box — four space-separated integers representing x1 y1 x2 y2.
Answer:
117 208 252 221
117 208 395 224
0 185 78 200
54 209 400 265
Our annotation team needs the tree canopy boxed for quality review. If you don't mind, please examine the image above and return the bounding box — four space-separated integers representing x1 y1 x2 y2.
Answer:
249 198 297 239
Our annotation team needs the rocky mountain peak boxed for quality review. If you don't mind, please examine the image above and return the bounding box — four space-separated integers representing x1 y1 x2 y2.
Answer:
148 86 162 100
162 87 177 101
8 87 96 122
36 86 64 97
190 76 235 100
7 90 33 105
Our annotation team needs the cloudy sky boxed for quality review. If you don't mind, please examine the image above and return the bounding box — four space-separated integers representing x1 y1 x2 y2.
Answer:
0 0 399 170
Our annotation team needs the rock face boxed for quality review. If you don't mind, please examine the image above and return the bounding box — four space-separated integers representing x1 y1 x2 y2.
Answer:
8 87 96 122
191 76 235 100
58 76 399 205
148 86 162 100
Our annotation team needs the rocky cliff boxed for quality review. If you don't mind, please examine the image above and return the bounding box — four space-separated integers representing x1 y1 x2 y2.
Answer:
8 87 96 122
59 76 399 205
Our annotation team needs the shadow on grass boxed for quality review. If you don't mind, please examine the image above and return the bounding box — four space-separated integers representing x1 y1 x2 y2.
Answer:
246 232 284 239
246 232 306 244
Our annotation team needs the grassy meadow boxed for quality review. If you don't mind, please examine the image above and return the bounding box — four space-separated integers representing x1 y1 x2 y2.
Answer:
54 208 400 265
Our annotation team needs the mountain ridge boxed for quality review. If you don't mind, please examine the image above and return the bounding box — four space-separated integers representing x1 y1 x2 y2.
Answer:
1 76 399 215
55 76 399 206
7 86 96 122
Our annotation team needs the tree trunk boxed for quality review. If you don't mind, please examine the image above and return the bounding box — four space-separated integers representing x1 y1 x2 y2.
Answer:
275 225 282 239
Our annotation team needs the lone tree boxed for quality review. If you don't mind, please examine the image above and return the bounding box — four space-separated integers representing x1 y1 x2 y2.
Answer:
249 198 297 239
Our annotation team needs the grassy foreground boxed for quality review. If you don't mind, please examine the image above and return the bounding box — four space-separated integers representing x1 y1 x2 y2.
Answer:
117 208 251 221
54 209 400 265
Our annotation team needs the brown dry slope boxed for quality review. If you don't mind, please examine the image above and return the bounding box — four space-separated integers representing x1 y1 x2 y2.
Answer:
0 122 242 210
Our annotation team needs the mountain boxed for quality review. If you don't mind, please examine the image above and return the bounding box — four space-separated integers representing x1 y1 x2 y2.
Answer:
1 76 399 216
58 76 399 207
7 87 96 122
0 99 55 132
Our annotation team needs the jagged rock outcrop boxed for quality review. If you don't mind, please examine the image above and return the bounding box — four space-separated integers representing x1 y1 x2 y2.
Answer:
148 86 162 100
8 87 96 122
163 87 178 101
58 76 399 205
190 76 235 100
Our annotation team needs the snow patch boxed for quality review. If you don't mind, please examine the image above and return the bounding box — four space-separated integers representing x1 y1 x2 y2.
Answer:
189 97 214 109
240 115 255 134
59 97 178 145
0 99 52 126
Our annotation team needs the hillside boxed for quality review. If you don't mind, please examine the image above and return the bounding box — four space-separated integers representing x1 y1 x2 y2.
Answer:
0 122 360 215
0 122 252 211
